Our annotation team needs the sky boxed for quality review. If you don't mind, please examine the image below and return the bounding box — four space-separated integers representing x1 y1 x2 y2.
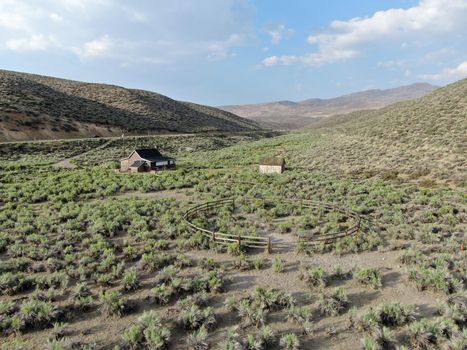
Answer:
1 0 466 105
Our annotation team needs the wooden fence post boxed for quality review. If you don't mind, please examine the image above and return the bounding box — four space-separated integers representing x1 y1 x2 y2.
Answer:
237 234 241 247
267 237 272 254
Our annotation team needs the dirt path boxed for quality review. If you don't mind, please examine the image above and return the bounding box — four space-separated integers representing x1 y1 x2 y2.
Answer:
53 140 112 169
107 189 193 202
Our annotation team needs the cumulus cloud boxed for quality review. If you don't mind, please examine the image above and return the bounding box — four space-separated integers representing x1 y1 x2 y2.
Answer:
73 35 114 59
262 49 356 66
419 61 467 80
265 24 293 44
5 34 56 52
0 0 254 64
263 0 467 66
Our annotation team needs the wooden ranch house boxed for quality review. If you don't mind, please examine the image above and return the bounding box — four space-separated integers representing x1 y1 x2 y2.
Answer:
259 157 285 174
120 148 176 173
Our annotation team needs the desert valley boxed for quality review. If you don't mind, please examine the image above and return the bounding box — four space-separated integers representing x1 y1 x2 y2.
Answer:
0 1 466 350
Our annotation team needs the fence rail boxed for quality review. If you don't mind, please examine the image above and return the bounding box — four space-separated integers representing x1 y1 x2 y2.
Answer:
183 196 363 253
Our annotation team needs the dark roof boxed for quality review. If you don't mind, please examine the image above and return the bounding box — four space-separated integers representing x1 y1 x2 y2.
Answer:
122 148 175 162
129 160 146 168
259 157 285 166
136 149 176 162
135 148 163 160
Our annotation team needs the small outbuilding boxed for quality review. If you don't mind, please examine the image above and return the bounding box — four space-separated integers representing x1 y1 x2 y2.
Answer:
259 157 285 174
120 148 176 173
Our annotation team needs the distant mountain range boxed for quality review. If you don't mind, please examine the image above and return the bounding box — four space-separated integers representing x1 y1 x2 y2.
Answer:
0 70 261 141
220 83 438 129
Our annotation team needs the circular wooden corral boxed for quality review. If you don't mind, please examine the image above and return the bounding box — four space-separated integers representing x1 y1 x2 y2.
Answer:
183 197 364 253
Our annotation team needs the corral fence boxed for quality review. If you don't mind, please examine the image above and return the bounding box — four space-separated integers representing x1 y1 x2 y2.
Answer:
184 198 272 252
183 197 364 253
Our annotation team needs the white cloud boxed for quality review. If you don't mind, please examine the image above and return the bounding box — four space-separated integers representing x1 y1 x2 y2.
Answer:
5 34 55 52
49 13 63 22
73 35 114 59
0 0 254 65
263 0 467 66
419 60 467 80
377 60 405 69
265 24 293 44
262 49 357 66
131 11 147 23
262 56 279 67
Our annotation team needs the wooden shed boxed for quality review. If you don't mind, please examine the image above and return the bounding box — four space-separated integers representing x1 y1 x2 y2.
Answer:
120 148 176 173
259 157 285 174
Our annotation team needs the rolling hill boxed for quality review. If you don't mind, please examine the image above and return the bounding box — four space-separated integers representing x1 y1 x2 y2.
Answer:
200 78 466 186
220 83 438 129
0 70 261 141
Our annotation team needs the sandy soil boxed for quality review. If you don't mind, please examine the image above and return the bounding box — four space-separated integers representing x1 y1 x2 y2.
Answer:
6 241 442 350
2 196 444 350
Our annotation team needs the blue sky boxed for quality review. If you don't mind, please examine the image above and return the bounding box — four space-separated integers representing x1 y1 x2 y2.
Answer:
1 0 466 105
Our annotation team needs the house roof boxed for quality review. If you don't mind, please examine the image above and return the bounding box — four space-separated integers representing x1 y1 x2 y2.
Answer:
135 148 163 160
259 157 285 166
122 148 175 162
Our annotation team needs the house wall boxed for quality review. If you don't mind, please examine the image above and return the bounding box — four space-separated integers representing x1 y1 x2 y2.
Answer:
128 152 143 164
121 152 144 172
259 165 283 174
120 159 129 172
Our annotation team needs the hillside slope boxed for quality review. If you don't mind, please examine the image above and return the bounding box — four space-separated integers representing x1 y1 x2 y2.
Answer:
198 78 466 186
0 70 261 141
220 83 438 129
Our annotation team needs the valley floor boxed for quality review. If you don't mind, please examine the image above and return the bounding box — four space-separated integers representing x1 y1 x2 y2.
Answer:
0 132 465 350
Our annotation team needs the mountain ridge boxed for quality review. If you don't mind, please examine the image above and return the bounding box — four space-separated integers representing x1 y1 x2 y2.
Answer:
220 82 438 129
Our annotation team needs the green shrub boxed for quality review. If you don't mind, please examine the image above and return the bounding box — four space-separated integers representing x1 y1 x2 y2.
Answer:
273 257 284 273
99 290 127 317
20 299 61 329
227 242 244 256
151 284 173 305
399 247 423 265
408 267 463 294
122 311 171 349
199 257 219 271
237 299 266 328
122 268 140 292
0 272 33 295
318 287 349 316
356 302 416 332
355 267 382 289
186 325 208 350
234 254 253 271
253 256 266 270
440 293 466 327
300 266 327 289
178 305 216 330
279 333 300 350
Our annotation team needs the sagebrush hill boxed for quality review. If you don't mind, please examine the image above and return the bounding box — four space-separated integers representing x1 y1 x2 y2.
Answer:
199 78 467 187
0 70 261 141
220 83 438 129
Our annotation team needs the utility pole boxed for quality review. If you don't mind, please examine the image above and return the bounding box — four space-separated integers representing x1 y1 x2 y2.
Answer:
122 130 126 157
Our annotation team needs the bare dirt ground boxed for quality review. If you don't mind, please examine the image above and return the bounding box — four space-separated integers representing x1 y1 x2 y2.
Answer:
12 245 440 350
4 194 446 350
110 189 193 202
